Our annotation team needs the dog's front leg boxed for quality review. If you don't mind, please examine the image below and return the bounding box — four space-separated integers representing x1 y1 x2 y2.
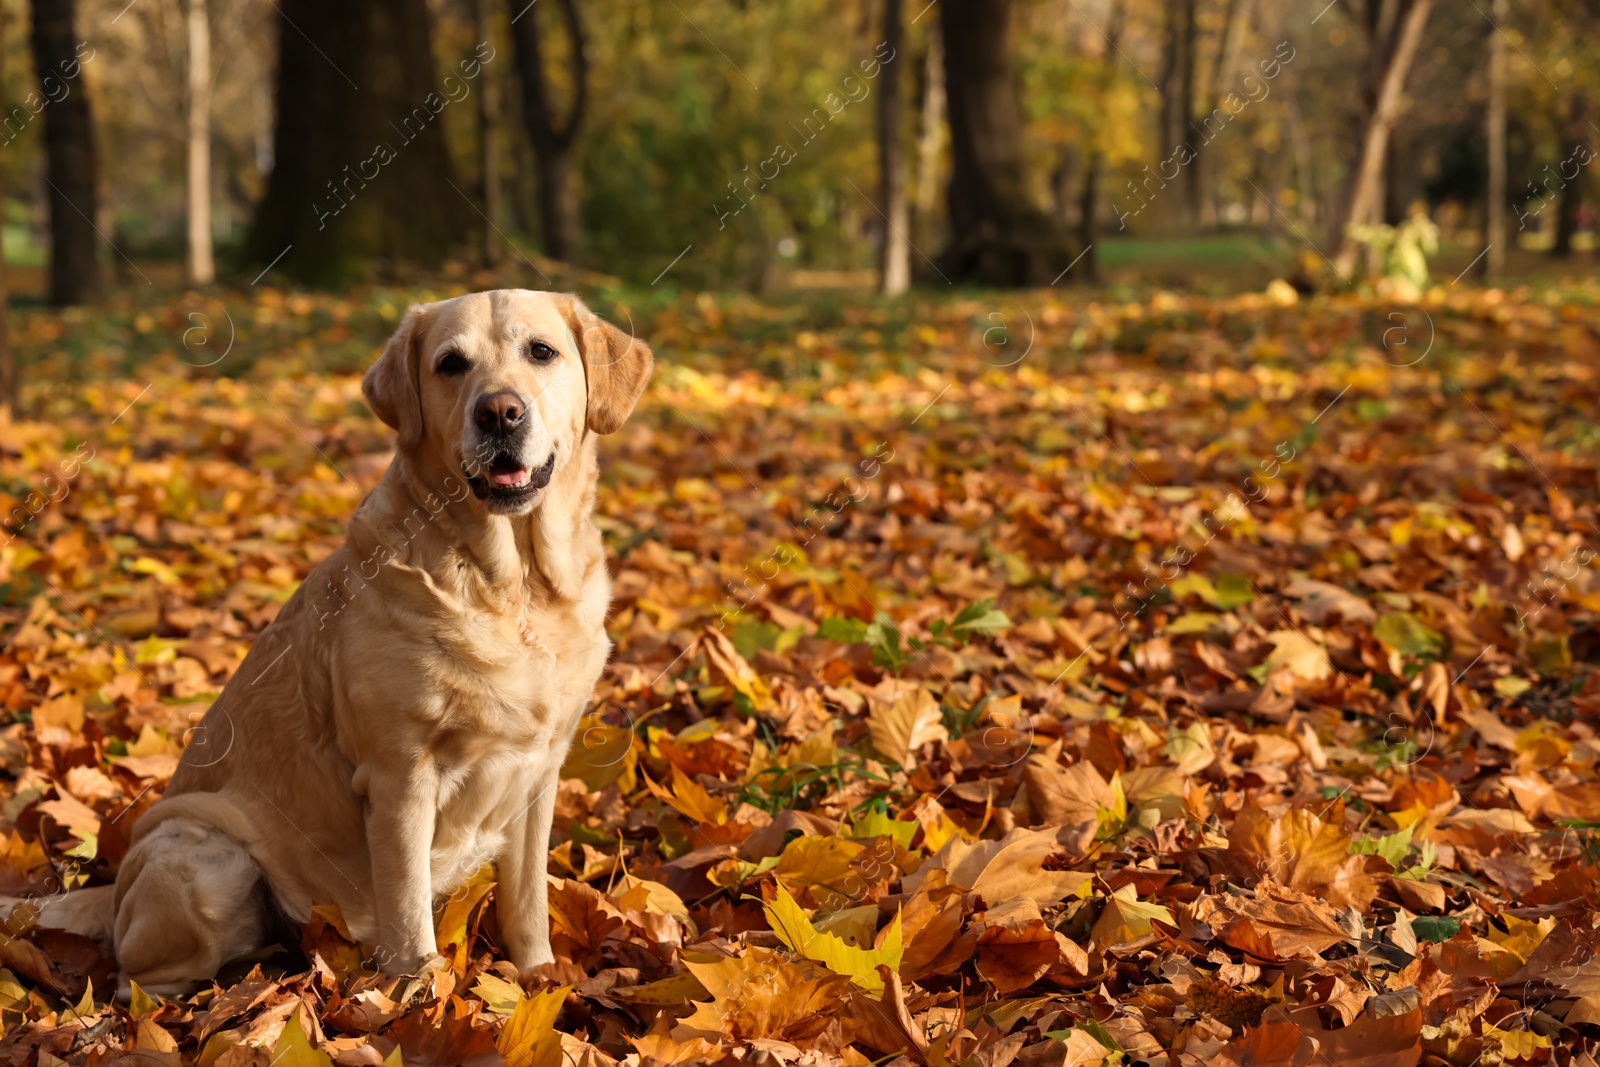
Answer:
499 766 560 973
363 768 439 973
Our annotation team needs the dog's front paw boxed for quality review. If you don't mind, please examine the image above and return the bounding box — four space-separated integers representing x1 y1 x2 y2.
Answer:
366 944 444 979
408 952 451 978
510 944 555 974
516 960 572 990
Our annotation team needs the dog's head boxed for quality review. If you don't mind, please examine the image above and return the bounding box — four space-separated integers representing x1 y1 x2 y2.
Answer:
362 289 652 514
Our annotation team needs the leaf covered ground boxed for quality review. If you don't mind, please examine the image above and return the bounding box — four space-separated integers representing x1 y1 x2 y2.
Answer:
3 278 1600 1066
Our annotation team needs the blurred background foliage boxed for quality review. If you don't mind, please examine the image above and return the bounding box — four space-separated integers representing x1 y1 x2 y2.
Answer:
0 0 1597 297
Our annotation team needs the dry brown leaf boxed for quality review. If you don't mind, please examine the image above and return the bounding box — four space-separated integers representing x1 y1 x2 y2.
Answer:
867 687 947 769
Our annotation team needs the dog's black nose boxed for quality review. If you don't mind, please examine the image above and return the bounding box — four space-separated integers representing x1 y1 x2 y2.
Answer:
474 391 526 434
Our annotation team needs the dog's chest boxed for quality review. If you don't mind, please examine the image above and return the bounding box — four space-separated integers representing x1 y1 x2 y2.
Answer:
425 716 573 893
422 603 608 891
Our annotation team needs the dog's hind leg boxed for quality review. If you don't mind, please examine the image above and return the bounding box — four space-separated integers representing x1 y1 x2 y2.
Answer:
112 817 274 1000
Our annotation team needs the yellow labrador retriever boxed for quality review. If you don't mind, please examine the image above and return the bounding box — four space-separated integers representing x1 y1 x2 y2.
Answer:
15 289 651 995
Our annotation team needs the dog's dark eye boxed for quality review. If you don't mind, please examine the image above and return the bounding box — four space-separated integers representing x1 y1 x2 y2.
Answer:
526 341 559 365
437 352 469 376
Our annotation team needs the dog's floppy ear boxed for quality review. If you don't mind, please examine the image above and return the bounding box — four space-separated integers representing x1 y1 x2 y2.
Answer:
564 296 654 435
363 305 428 450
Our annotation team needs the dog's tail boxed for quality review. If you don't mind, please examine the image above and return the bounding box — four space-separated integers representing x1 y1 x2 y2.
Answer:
0 884 117 943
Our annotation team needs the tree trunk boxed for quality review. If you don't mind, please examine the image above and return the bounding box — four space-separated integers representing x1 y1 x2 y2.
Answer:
186 0 214 285
1330 0 1433 279
876 0 910 295
1077 0 1124 283
1194 0 1253 230
1159 0 1199 230
1078 154 1100 282
244 0 470 285
534 146 579 263
0 2 12 422
938 0 1076 285
912 24 945 252
1553 174 1583 258
510 0 587 263
30 0 100 306
1552 92 1589 259
1483 0 1505 278
473 0 501 266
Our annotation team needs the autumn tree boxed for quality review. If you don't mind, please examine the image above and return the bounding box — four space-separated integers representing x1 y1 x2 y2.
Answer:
938 0 1077 285
510 0 587 263
1330 0 1434 278
30 0 101 306
245 0 469 284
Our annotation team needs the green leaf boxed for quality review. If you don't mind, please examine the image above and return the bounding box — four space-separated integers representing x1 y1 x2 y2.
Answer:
1350 824 1413 870
1396 840 1437 881
817 616 867 643
1412 915 1461 943
951 598 1013 637
1373 612 1445 658
1213 573 1255 610
952 609 1012 637
1046 1020 1123 1053
1077 1020 1121 1051
865 616 907 671
732 620 781 660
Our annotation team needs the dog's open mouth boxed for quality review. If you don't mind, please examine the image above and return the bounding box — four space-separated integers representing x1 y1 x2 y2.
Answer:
467 453 555 503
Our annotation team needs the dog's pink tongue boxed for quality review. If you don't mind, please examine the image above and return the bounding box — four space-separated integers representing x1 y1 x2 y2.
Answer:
492 468 530 488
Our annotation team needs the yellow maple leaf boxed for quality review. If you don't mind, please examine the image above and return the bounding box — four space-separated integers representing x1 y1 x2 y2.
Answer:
763 882 903 991
1477 913 1557 979
645 766 729 826
271 1006 334 1067
497 986 568 1067
1091 884 1174 948
1487 913 1555 960
613 874 692 925
774 834 868 909
1483 1023 1553 1059
435 864 495 958
126 980 160 1018
471 971 525 1014
677 946 851 1045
